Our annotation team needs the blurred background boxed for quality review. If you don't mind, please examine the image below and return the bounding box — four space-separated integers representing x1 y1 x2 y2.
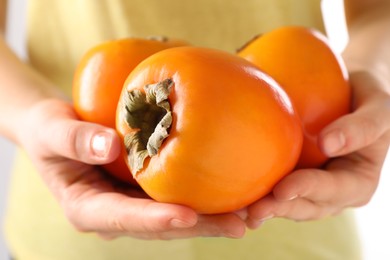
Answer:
1 0 389 259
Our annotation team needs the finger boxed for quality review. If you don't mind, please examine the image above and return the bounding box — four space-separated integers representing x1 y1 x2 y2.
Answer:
246 194 335 225
272 169 339 203
66 189 247 239
190 214 246 239
319 103 390 157
26 99 121 164
272 167 376 208
319 73 390 157
99 213 246 240
140 214 246 240
43 119 121 164
234 208 248 221
65 193 198 235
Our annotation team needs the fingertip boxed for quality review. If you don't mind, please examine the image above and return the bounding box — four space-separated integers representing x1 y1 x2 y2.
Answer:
273 169 326 201
319 105 387 157
170 217 197 229
247 195 275 221
319 128 346 157
274 191 299 202
234 208 248 221
149 203 198 230
226 217 247 238
91 129 121 163
272 173 302 201
246 214 273 230
168 204 199 229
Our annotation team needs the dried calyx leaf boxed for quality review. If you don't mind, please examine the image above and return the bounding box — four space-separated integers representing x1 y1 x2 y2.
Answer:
122 78 173 175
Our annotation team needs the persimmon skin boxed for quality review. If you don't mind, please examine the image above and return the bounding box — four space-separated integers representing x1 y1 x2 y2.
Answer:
238 26 351 168
72 37 187 183
117 47 303 214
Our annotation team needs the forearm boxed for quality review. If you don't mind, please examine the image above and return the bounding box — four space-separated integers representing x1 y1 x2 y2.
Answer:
0 37 64 142
342 0 390 92
0 0 6 35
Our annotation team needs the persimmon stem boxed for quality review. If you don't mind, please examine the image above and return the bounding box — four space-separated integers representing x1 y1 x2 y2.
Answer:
123 78 173 175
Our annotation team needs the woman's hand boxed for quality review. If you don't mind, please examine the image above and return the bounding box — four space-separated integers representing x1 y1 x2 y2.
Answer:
18 98 246 240
245 70 390 228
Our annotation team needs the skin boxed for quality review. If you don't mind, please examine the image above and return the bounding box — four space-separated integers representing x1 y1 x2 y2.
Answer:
245 0 390 227
0 0 389 240
0 1 5 35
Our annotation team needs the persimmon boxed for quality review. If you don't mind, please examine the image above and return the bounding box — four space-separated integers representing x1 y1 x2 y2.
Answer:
116 46 303 214
238 26 351 168
72 37 187 183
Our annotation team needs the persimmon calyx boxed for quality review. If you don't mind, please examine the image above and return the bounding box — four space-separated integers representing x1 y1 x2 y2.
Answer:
122 78 173 175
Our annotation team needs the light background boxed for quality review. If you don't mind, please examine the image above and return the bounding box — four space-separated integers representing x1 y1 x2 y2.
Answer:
1 0 389 259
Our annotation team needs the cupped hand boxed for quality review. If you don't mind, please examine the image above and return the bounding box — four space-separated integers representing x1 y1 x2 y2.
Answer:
245 70 390 228
18 99 246 239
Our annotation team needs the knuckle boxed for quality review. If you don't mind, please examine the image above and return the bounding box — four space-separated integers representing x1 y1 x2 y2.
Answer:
105 213 127 233
140 203 172 233
351 175 379 208
357 108 390 147
306 210 326 221
354 116 378 147
63 123 81 158
61 193 90 233
311 206 334 221
352 196 372 208
64 208 90 233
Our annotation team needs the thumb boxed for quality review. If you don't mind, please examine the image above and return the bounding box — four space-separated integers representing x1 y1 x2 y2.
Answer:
43 119 121 165
319 98 390 157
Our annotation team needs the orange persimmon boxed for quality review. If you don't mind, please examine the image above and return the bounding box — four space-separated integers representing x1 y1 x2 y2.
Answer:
72 37 187 183
238 26 351 168
116 47 303 214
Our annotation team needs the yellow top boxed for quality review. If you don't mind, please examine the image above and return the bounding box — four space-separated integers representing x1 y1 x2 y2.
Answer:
5 1 362 259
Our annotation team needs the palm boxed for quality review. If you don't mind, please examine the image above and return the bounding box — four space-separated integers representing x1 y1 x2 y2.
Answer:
245 71 390 225
20 99 247 239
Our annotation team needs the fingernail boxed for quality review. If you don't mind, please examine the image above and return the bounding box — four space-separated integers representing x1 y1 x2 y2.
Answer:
92 132 111 158
250 220 265 229
249 215 274 229
322 130 346 156
259 214 274 222
234 208 248 221
225 230 245 239
170 218 196 228
286 194 298 201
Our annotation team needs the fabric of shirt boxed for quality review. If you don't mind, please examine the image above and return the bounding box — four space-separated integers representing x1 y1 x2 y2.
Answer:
4 1 362 259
